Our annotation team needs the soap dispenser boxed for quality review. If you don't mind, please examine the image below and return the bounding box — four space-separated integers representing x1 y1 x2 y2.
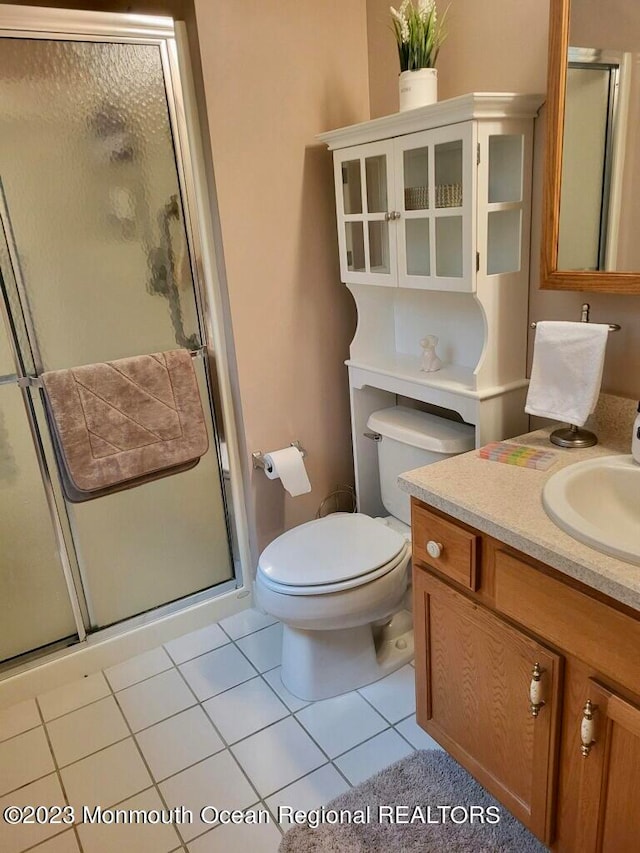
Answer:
633 403 640 465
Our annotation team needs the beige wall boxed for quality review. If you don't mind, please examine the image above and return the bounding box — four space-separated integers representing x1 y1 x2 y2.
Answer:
193 0 368 553
366 0 640 401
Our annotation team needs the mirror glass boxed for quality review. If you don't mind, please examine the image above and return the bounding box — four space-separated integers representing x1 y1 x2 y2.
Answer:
558 0 640 272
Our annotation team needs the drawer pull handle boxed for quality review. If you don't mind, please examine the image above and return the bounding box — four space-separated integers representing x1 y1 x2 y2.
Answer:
529 662 545 717
426 540 443 559
581 699 597 757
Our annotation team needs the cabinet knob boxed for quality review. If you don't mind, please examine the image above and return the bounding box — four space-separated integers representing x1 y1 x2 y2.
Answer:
580 699 597 757
426 540 443 559
392 210 402 220
529 662 546 717
384 212 392 221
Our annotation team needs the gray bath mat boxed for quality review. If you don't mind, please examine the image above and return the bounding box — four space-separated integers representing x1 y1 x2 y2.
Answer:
279 750 548 852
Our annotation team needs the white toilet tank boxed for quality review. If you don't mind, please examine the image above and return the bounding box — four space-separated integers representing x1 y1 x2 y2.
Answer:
367 406 475 526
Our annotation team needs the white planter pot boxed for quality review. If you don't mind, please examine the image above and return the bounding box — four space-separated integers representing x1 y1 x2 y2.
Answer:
399 68 438 112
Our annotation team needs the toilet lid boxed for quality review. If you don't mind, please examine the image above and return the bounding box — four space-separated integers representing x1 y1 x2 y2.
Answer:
258 513 406 587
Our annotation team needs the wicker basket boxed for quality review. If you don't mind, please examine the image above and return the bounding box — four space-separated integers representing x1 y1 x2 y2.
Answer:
404 186 429 210
436 184 463 208
404 183 462 210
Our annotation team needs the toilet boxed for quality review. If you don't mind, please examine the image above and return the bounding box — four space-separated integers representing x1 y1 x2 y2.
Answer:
254 406 475 700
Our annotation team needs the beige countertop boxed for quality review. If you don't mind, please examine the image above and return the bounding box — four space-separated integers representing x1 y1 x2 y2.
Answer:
398 395 640 614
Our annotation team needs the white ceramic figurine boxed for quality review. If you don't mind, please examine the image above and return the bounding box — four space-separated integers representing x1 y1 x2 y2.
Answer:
420 335 442 372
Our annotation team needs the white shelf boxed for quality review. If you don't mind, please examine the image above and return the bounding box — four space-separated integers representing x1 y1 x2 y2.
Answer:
346 355 528 400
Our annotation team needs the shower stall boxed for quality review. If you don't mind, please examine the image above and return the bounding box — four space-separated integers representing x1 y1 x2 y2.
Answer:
0 8 241 668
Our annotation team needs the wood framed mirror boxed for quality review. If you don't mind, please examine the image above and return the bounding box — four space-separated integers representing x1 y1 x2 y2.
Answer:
542 0 640 293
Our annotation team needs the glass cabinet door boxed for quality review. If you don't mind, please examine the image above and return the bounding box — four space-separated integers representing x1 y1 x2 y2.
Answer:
484 132 525 276
395 123 475 292
333 141 396 286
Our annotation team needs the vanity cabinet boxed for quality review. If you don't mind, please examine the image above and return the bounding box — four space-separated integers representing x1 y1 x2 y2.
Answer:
319 95 544 515
411 499 640 850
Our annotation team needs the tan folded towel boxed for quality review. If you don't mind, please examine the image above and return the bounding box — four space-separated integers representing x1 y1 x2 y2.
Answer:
42 350 208 502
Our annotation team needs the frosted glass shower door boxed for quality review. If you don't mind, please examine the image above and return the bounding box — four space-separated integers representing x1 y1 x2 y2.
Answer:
0 312 77 660
0 38 233 628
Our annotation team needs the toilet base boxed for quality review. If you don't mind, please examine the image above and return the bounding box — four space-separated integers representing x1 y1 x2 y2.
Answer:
281 609 414 701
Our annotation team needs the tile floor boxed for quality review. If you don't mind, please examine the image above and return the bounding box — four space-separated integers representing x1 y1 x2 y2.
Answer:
0 609 442 853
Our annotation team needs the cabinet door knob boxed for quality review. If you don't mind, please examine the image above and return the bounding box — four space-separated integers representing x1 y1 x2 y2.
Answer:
529 662 546 717
580 699 597 757
426 540 443 559
393 210 402 220
384 212 392 221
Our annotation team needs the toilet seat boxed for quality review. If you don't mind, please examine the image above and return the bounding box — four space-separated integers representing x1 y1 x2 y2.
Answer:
258 544 409 596
257 513 407 596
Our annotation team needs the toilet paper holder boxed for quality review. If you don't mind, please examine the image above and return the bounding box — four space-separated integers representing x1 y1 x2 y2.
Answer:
252 441 306 473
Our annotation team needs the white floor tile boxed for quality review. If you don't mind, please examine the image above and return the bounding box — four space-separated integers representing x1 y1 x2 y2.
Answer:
203 677 288 744
30 830 81 852
164 623 229 664
77 787 180 853
0 773 67 853
0 698 41 742
235 623 282 673
188 814 282 853
136 706 224 781
60 738 152 817
296 692 387 758
115 669 195 732
38 673 110 722
0 726 54 796
395 714 444 751
262 668 309 712
266 765 350 828
160 750 258 842
232 717 326 797
334 728 413 786
46 696 129 767
179 644 257 701
219 608 277 641
104 647 173 691
358 665 416 723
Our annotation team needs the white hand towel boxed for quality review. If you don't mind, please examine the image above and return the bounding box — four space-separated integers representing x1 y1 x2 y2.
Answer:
525 321 609 426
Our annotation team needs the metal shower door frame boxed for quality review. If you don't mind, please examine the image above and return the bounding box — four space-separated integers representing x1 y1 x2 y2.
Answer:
0 6 240 651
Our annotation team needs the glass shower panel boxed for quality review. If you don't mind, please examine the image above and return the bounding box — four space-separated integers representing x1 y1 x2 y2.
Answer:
0 329 77 661
72 359 230 626
0 38 233 630
0 39 199 367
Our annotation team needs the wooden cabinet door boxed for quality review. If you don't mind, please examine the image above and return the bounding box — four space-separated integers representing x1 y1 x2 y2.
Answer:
573 681 640 852
413 568 562 843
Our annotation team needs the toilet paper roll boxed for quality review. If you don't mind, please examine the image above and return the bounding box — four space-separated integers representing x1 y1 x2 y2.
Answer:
264 446 311 496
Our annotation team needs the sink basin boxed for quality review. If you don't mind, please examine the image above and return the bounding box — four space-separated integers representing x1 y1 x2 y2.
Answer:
542 455 640 566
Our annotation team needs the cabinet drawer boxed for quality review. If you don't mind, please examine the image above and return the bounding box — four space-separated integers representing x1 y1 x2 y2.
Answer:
494 550 640 690
412 503 479 590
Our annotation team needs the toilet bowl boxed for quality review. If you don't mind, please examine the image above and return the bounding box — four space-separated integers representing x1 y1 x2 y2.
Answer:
255 512 413 700
255 406 475 701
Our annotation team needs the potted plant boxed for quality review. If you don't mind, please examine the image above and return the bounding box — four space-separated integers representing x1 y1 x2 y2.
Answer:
390 0 448 111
